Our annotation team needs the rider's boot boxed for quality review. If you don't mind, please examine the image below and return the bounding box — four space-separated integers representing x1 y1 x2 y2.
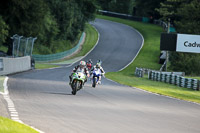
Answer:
98 76 102 84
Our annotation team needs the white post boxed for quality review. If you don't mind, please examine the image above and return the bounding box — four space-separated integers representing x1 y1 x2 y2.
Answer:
165 18 170 71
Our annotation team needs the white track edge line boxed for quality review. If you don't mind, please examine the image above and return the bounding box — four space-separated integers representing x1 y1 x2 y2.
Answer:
100 19 200 106
0 76 45 133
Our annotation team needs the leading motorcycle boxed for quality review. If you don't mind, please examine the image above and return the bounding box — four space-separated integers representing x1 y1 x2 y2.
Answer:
70 72 87 95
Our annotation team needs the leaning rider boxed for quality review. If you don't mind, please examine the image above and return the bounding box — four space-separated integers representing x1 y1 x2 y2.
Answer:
86 59 93 70
69 61 89 85
90 62 105 84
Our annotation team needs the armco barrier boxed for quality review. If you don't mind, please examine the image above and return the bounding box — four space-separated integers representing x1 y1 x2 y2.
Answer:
148 70 199 91
32 32 85 62
135 67 199 90
0 56 31 75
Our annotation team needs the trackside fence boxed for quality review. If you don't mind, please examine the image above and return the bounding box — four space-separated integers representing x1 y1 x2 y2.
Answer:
135 67 199 91
32 32 85 62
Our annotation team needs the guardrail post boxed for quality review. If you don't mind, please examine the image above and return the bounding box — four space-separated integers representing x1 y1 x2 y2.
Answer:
176 75 180 86
181 77 186 88
171 74 175 84
186 78 192 89
157 72 161 81
197 80 200 91
166 74 170 83
192 79 198 90
148 70 152 79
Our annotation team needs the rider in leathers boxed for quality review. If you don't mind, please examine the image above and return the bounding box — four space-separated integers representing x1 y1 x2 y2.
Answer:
90 62 105 84
69 61 89 85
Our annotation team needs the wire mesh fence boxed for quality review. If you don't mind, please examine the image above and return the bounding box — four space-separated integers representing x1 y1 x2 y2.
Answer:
11 34 37 57
32 32 85 62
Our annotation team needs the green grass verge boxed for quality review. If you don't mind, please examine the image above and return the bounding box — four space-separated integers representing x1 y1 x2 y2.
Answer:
35 63 59 69
73 23 98 57
0 45 8 53
97 15 200 103
0 116 38 133
185 77 200 80
35 23 98 69
0 76 5 93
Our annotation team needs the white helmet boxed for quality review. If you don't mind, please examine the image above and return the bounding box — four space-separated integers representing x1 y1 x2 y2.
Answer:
80 61 86 67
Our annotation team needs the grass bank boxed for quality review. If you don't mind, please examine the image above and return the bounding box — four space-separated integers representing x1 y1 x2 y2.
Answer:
97 15 200 103
35 23 98 69
0 116 38 133
0 76 5 93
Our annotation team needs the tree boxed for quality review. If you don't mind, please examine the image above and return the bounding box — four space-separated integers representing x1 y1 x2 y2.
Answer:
97 0 134 14
175 0 200 34
135 0 165 18
169 52 200 75
156 0 188 23
0 0 59 54
158 0 200 75
0 16 9 44
0 0 97 54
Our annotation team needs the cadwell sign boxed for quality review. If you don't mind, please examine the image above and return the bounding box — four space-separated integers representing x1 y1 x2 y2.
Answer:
160 33 200 53
176 34 200 53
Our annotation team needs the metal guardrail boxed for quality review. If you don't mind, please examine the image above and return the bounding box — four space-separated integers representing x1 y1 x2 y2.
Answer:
148 70 199 91
135 67 199 90
99 10 150 23
154 20 168 31
135 67 144 77
154 20 176 32
32 32 85 62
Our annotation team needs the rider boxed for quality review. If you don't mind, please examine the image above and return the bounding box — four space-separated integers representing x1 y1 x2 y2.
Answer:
97 59 102 65
86 59 93 70
91 62 105 84
69 61 89 85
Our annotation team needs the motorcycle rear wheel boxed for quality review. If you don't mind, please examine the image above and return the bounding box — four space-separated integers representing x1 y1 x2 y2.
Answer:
92 77 97 88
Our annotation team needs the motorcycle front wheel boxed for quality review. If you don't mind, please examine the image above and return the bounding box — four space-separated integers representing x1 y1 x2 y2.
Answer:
71 80 78 95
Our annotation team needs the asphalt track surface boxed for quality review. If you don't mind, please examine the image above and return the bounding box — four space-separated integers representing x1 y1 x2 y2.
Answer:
7 19 200 133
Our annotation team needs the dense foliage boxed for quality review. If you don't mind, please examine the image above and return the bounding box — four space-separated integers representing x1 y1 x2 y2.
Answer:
97 0 134 14
0 16 9 44
0 0 199 74
97 0 200 75
0 0 96 55
157 0 200 75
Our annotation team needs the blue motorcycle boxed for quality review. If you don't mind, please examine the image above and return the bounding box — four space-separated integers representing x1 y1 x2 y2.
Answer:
92 69 102 88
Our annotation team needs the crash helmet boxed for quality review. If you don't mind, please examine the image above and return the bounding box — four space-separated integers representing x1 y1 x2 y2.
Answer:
97 59 102 65
80 61 86 68
87 59 93 64
96 62 101 68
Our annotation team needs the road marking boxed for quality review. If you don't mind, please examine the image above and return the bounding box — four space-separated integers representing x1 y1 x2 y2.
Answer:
0 76 45 133
106 77 200 106
118 24 144 72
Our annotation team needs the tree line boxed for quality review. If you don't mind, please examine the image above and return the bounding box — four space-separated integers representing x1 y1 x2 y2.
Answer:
97 0 200 75
0 0 199 75
0 0 96 55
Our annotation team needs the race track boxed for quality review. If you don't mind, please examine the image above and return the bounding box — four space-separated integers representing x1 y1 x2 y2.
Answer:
7 19 200 133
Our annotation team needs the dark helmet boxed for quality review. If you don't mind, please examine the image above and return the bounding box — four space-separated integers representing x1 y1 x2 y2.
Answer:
88 59 93 64
96 63 101 68
97 59 102 65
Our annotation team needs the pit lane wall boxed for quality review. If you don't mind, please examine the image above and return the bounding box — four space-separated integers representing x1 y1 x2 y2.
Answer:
0 56 31 76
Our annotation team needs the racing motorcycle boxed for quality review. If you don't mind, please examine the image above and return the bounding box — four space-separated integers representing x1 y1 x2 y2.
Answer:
70 72 87 95
92 69 102 88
